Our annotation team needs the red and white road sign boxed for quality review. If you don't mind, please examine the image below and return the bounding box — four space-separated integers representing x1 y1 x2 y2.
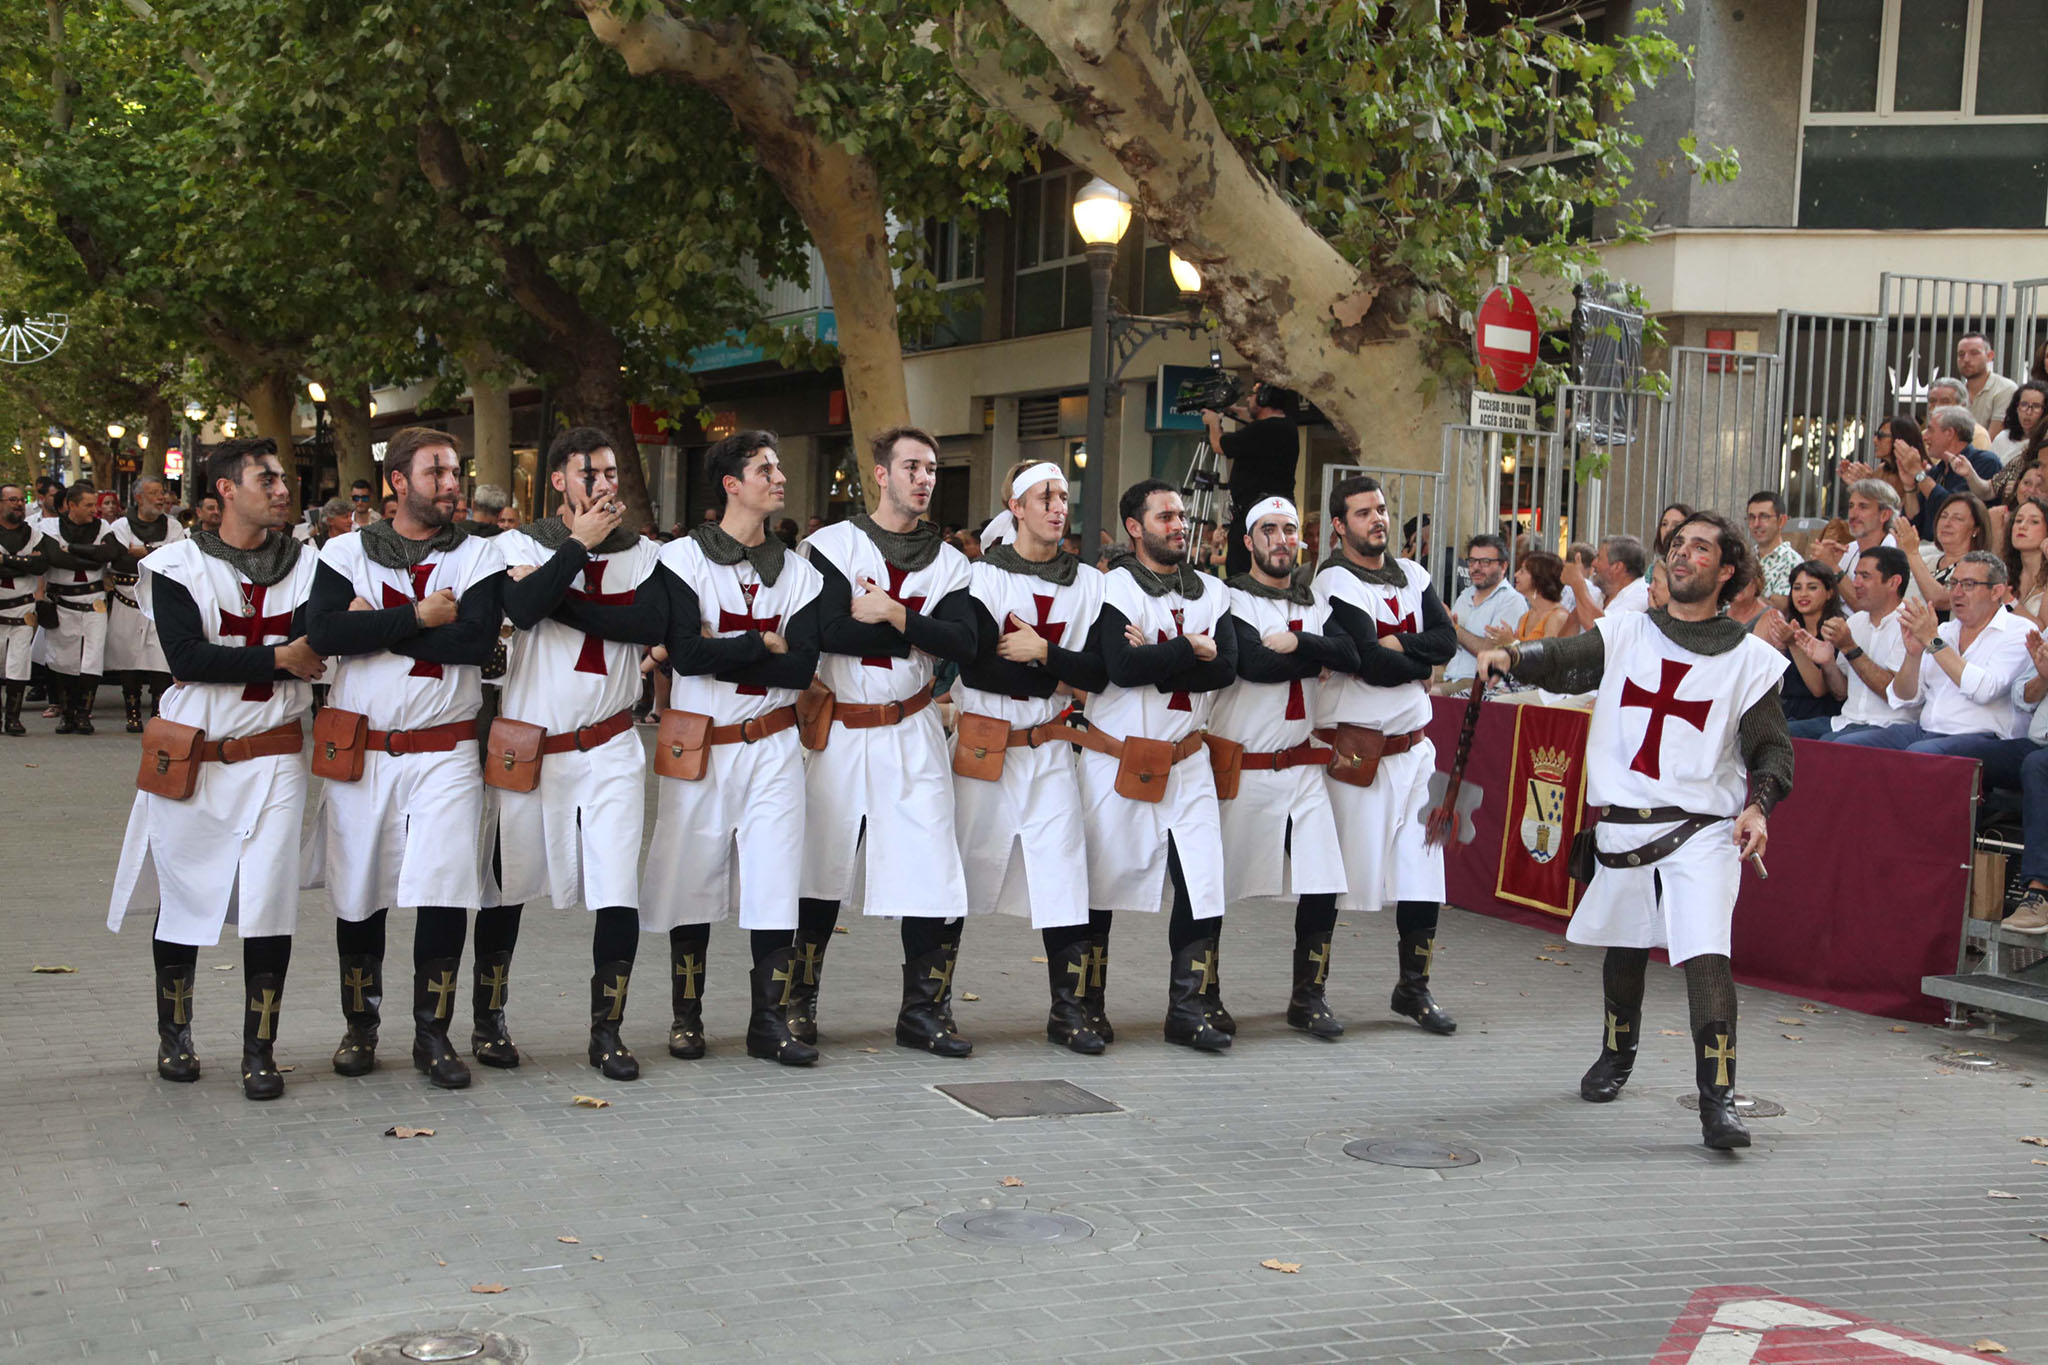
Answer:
1655 1286 2030 1364
1475 284 1540 393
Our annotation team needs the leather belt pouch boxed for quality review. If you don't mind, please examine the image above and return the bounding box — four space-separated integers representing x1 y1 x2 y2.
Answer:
653 710 712 781
1568 828 1599 884
137 717 204 800
1204 734 1245 801
34 600 56 630
952 711 1012 782
795 682 834 752
483 717 545 793
311 707 369 782
1114 734 1176 804
1324 725 1388 788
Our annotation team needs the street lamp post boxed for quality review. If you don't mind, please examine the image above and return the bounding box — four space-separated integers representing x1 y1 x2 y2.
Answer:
306 382 329 513
1072 179 1134 557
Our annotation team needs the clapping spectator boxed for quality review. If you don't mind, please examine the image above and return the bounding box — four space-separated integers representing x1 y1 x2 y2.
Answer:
1903 406 2002 539
1926 378 1996 448
1999 627 2048 933
1835 551 2034 757
1440 534 1527 692
1564 533 1649 631
1757 561 1847 730
2003 496 2048 626
1814 479 1900 610
1746 490 1800 610
1561 541 1601 624
1895 496 1990 616
1810 546 1916 742
1989 381 2047 463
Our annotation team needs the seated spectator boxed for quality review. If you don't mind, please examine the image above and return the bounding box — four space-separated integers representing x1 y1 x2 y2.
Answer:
1440 534 1527 692
1997 628 2048 933
1955 332 2018 431
1747 490 1800 611
1992 466 2048 555
1894 494 1988 616
1925 377 1996 448
1757 561 1846 729
1808 546 1915 742
1834 551 2034 758
1724 573 1771 630
1988 381 2047 463
1900 405 2001 539
1496 550 1569 644
1815 478 1901 610
1562 541 1601 622
2004 496 2048 626
1564 533 1649 630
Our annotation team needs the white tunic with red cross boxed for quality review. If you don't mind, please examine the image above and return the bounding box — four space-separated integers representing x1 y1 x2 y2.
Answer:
108 538 318 945
641 536 823 931
104 515 186 674
1311 557 1434 734
484 531 661 912
1209 586 1346 906
950 559 1103 927
1078 566 1232 916
797 522 971 917
1569 610 1789 963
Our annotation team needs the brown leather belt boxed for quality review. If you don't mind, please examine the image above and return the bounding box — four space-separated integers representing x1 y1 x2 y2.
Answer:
539 708 636 755
834 688 933 730
1313 723 1427 756
199 721 304 765
365 719 478 755
1240 740 1334 771
708 705 798 746
1068 724 1208 765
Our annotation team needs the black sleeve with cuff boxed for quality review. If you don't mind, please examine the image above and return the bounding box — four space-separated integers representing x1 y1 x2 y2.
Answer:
152 576 303 686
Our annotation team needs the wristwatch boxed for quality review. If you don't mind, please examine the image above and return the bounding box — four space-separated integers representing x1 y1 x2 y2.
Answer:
1927 636 1950 654
1916 468 1935 485
1842 646 1865 662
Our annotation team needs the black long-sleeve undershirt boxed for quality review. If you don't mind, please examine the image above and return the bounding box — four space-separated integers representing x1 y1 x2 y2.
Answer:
806 551 976 665
957 595 1110 699
1325 584 1455 686
661 570 772 676
501 539 590 631
541 555 668 648
41 536 119 571
0 551 46 581
1093 603 1238 696
305 561 504 667
1229 614 1359 684
150 575 307 686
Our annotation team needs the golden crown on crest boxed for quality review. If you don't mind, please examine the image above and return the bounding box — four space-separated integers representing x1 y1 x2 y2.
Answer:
1529 745 1572 785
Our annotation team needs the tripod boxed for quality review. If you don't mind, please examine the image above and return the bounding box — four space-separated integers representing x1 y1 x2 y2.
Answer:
1180 437 1227 550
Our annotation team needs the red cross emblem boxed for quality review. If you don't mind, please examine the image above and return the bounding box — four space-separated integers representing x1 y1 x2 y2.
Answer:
1284 615 1306 721
1618 658 1714 781
1001 591 1067 699
565 557 637 676
1157 607 1192 711
381 563 443 679
717 581 783 696
860 562 926 669
217 581 296 702
1375 594 1418 640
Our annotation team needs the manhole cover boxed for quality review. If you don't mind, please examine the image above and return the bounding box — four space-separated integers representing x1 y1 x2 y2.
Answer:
934 1079 1122 1119
937 1209 1095 1246
1342 1139 1481 1168
1930 1050 2005 1071
354 1330 523 1364
1677 1093 1787 1117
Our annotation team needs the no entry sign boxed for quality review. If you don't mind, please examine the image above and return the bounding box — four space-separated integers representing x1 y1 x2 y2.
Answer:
1475 284 1539 393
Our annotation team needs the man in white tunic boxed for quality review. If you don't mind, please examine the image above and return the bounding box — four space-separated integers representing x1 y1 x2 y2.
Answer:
0 483 50 736
643 431 823 1066
950 461 1107 1052
1313 475 1461 1035
1211 497 1357 1039
305 427 506 1091
1077 480 1238 1051
795 426 979 1057
107 440 326 1099
485 427 650 1080
39 482 118 734
103 478 186 732
1479 511 1794 1150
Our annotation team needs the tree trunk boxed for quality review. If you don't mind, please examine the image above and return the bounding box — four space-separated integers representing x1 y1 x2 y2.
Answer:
556 341 648 533
326 383 376 498
142 397 171 482
457 342 515 501
240 370 300 513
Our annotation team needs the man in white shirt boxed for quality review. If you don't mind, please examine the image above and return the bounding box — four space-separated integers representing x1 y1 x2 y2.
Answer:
1817 479 1900 612
1997 629 2048 932
1803 546 1916 742
1833 552 2032 759
1562 534 1649 633
1438 534 1525 692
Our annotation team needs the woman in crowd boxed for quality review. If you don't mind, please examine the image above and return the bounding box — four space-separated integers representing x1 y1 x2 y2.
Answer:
1653 502 1693 558
1989 382 2047 464
1993 465 2047 554
1760 561 1847 728
1493 550 1570 644
1895 493 1990 616
2003 496 2048 627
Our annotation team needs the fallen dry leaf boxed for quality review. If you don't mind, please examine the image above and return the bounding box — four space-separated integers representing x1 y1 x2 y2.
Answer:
961 992 980 1001
1000 1176 1025 1188
434 1257 447 1267
2031 1159 2048 1167
1799 1003 1823 1013
1660 1029 1686 1037
1259 1258 1301 1274
1542 943 1565 950
1776 1016 1801 1025
860 1047 879 1054
590 1253 604 1261
30 965 76 974
469 1283 507 1295
1988 1189 2018 1200
2020 1136 2048 1147
1029 956 1048 964
1782 1034 1803 1042
1937 1067 1958 1075
557 1236 579 1244
384 1125 435 1139
833 925 849 934
1974 1341 2006 1355
1890 1025 1910 1033
212 964 236 972
571 1096 610 1109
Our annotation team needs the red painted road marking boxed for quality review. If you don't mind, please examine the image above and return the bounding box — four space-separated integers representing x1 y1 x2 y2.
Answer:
1654 1286 2028 1364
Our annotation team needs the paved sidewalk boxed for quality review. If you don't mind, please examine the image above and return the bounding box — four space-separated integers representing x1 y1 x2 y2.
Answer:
3 721 2046 1364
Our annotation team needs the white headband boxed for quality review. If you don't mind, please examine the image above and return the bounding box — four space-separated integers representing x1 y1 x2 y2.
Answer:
1010 462 1065 500
1243 496 1299 531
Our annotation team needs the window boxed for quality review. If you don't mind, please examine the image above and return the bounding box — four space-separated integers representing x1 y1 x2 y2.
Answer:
1012 168 1094 336
1800 0 2048 227
909 219 983 350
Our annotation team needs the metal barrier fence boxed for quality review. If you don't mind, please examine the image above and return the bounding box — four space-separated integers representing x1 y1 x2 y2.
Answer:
1664 346 1783 524
1774 310 1880 521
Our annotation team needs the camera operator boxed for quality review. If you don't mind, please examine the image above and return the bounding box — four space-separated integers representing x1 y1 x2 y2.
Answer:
1202 382 1302 578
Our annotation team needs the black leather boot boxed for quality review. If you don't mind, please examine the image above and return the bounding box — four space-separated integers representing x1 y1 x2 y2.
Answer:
1285 933 1344 1039
1084 932 1114 1043
241 973 286 1101
411 959 472 1089
332 954 381 1076
1580 1001 1641 1102
587 962 640 1080
1045 938 1106 1054
1390 932 1457 1034
746 947 819 1066
73 674 98 734
1205 934 1237 1036
147 674 167 717
122 683 144 734
668 942 706 1059
896 933 972 1057
3 681 25 736
155 963 200 1082
784 927 831 1045
52 676 76 733
1694 1021 1750 1150
469 950 519 1068
1163 939 1232 1051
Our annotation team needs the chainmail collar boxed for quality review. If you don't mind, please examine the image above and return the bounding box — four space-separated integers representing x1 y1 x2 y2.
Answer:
1104 548 1206 600
56 516 102 546
127 513 170 545
690 521 787 588
979 542 1079 586
1227 569 1313 605
359 516 465 571
0 522 33 553
1649 607 1748 657
1319 548 1407 589
526 516 642 558
851 513 943 573
192 529 303 588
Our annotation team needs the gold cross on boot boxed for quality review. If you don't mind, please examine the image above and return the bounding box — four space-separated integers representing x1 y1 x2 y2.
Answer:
426 971 458 1020
926 955 956 1000
343 967 373 1013
771 962 797 1006
249 988 280 1042
602 976 628 1022
161 977 193 1026
793 941 823 986
479 965 509 1012
1307 943 1331 986
1065 956 1088 994
1189 950 1216 993
674 954 703 999
1702 1033 1735 1087
1605 1011 1632 1052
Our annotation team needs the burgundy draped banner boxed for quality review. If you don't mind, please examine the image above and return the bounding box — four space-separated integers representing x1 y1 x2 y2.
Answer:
1425 697 1977 1023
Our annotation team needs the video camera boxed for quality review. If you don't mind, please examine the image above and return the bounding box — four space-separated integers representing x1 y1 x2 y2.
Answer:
1170 351 1245 416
